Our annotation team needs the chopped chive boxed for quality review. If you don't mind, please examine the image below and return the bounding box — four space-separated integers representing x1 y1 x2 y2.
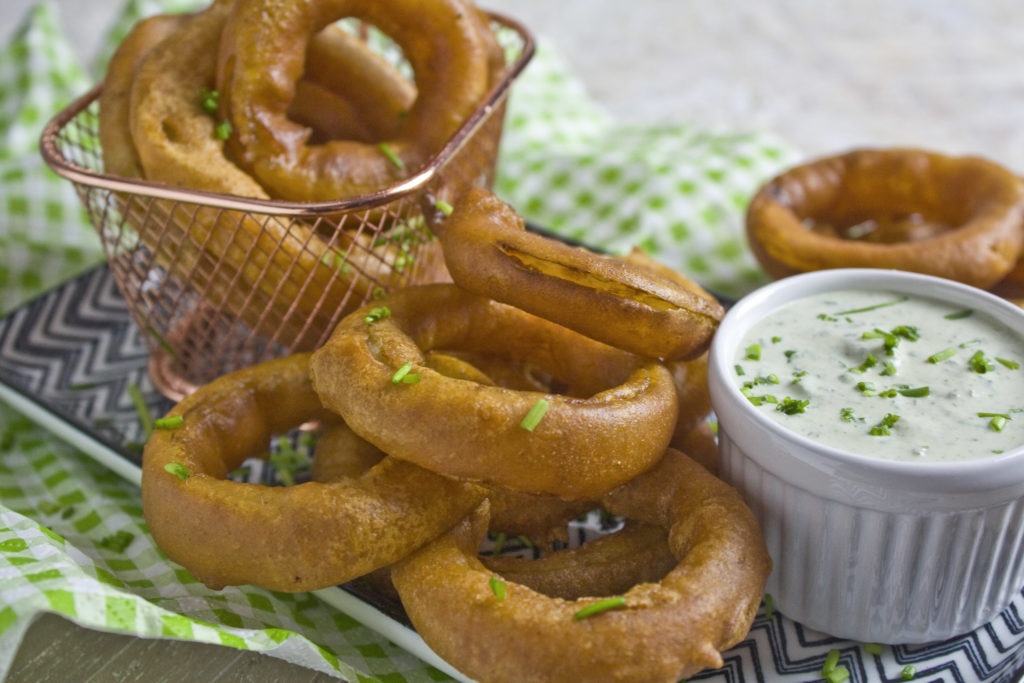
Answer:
870 413 900 436
776 397 809 415
958 338 981 348
435 199 454 216
817 313 838 322
378 143 405 170
855 381 876 396
849 354 878 373
901 664 916 680
997 357 1021 370
927 347 957 364
492 532 507 555
734 364 746 376
745 344 762 360
863 642 883 656
214 120 232 140
945 309 973 320
198 87 220 114
784 350 797 361
990 416 1008 432
164 462 190 480
400 373 421 384
771 335 782 343
574 596 626 620
763 593 774 619
969 350 995 373
364 306 391 323
488 576 506 600
824 665 850 683
822 648 841 674
97 530 134 553
520 398 550 431
153 416 184 430
128 384 153 437
896 386 930 397
840 407 858 422
835 297 908 315
391 362 415 384
766 374 780 384
891 325 920 341
880 360 897 376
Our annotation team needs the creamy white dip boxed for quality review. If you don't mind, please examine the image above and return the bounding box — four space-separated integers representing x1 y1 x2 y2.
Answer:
734 289 1024 462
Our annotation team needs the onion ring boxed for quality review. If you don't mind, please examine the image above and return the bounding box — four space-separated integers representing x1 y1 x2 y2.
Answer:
391 448 771 682
746 148 1024 288
480 518 677 600
216 0 496 201
310 284 678 499
141 352 485 591
438 188 725 361
99 12 191 179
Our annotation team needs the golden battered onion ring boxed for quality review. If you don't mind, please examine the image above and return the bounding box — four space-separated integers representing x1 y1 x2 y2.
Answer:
311 420 386 482
746 148 1024 288
310 284 678 499
480 519 677 600
391 449 771 683
439 189 725 361
99 12 191 179
216 0 495 201
141 353 484 591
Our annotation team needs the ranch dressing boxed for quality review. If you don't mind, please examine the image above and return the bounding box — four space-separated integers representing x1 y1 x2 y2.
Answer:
734 289 1024 462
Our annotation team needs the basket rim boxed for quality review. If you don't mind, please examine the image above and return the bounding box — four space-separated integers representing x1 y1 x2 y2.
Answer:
38 10 535 217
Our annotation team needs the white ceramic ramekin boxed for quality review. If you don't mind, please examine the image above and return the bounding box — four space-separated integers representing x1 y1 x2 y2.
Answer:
708 268 1024 644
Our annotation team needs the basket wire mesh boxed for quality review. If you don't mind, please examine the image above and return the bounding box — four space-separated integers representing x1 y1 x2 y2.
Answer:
40 13 533 399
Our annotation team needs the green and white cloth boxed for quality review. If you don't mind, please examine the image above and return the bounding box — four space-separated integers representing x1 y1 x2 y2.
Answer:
0 1 799 680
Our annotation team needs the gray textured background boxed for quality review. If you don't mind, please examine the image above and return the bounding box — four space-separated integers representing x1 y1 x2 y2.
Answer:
10 0 1024 172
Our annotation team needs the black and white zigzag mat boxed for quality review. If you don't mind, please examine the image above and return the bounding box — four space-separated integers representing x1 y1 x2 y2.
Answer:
1 265 1022 683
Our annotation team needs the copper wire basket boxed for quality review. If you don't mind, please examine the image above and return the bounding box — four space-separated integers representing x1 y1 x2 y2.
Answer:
40 13 533 399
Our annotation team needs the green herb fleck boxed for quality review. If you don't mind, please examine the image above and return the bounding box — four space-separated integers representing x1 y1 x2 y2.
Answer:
863 642 883 656
855 381 876 396
784 350 797 361
378 142 405 170
435 200 454 216
163 462 190 479
520 399 550 432
776 397 809 415
880 360 897 376
901 664 916 680
927 347 957 364
817 313 839 322
979 412 1011 432
969 350 995 374
745 344 762 361
364 306 391 324
771 336 782 344
391 362 416 384
835 297 908 315
850 354 878 373
822 649 840 674
944 309 973 320
997 357 1021 370
734 364 746 376
840 408 858 423
128 384 153 437
153 416 184 430
574 596 627 620
215 120 232 140
198 87 220 114
897 386 930 398
824 666 850 683
489 576 506 600
870 413 900 436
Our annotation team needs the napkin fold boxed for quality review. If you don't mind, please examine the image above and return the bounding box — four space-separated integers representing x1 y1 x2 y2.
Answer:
0 1 798 680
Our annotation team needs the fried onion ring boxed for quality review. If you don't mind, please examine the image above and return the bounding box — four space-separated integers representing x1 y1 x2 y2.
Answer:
480 519 678 600
439 188 725 361
391 449 771 683
310 284 678 499
746 148 1024 288
216 0 496 201
141 352 484 591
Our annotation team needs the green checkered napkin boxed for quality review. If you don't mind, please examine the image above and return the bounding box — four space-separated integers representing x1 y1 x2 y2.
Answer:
0 1 800 680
